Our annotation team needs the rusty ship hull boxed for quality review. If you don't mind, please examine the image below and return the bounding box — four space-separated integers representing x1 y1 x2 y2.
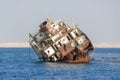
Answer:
29 18 94 63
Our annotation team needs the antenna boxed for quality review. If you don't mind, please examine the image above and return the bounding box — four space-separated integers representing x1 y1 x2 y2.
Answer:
70 18 76 26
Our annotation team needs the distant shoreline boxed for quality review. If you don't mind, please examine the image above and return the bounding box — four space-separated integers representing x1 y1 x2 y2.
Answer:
0 42 30 48
93 43 120 48
0 42 120 48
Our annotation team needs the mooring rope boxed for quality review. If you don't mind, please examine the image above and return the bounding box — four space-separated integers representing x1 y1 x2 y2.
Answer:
28 39 33 79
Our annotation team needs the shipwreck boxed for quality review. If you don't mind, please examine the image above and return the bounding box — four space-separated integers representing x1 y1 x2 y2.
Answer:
29 17 94 63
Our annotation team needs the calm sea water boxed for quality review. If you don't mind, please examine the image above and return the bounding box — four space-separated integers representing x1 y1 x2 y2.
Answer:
0 48 120 80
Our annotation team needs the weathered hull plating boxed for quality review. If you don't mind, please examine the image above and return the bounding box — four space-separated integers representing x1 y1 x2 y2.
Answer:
29 17 94 63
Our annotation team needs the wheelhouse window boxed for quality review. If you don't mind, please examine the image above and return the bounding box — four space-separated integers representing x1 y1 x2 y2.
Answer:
58 42 62 46
74 32 78 36
66 36 70 41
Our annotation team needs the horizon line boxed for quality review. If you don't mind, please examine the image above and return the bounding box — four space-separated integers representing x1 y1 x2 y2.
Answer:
0 42 120 48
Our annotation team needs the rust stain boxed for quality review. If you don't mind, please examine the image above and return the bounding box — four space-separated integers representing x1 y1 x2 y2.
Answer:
29 17 94 63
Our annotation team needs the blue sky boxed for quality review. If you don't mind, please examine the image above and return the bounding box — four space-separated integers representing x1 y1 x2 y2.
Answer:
0 0 120 43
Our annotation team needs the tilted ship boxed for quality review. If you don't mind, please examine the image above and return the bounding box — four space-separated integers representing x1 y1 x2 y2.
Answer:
29 17 94 63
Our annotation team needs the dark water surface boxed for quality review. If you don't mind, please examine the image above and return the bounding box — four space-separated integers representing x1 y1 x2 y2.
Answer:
0 48 120 80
